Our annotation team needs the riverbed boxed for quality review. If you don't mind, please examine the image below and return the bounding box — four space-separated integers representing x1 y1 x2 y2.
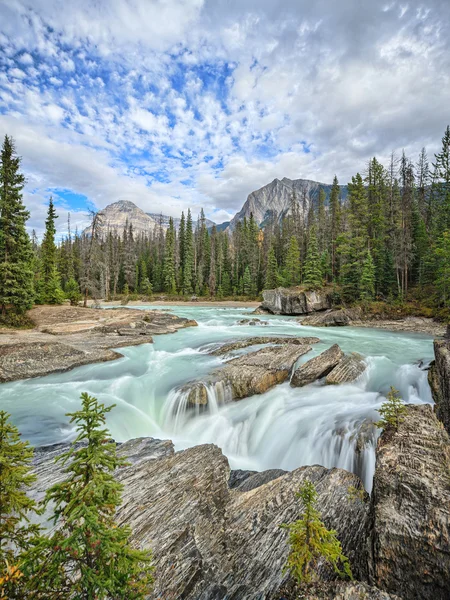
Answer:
0 305 434 491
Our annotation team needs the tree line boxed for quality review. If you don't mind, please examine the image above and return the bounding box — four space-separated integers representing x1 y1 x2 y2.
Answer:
1 126 450 321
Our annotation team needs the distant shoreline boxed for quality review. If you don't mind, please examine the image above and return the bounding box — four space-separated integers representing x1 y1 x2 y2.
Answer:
95 300 261 309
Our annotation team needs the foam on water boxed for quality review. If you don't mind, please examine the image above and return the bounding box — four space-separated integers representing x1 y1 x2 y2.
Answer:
0 305 434 491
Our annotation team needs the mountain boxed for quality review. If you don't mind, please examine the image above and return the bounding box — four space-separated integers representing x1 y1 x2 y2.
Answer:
228 177 348 230
84 201 217 238
87 200 159 238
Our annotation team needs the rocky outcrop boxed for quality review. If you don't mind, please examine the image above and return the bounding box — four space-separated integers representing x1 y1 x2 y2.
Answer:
228 468 287 492
301 308 362 327
291 344 344 387
182 343 312 406
278 581 401 600
0 306 197 382
210 336 320 356
262 287 331 315
31 438 369 599
429 339 450 435
369 404 450 599
326 353 367 385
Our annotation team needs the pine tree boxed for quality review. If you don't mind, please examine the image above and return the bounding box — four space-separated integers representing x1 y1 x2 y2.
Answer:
303 227 323 289
0 411 41 599
329 176 341 281
360 250 376 301
285 236 301 287
65 277 81 306
281 480 352 585
40 198 64 304
163 218 176 294
25 393 153 599
435 230 450 307
242 266 252 296
376 386 406 431
182 210 194 294
0 135 34 317
433 125 450 233
265 247 279 289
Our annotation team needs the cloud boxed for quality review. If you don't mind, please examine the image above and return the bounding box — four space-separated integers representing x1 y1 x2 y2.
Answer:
0 0 449 234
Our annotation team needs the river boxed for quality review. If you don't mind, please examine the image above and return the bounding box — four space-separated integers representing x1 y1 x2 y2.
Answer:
0 305 434 492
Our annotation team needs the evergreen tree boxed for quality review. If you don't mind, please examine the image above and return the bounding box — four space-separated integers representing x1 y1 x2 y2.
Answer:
329 176 341 280
376 387 406 431
182 210 194 294
65 277 81 306
25 393 153 599
281 480 352 585
40 198 64 304
285 236 301 286
303 227 323 289
0 411 41 599
163 218 176 294
433 125 450 233
242 266 252 296
0 135 34 316
435 230 450 307
360 250 376 301
265 247 279 289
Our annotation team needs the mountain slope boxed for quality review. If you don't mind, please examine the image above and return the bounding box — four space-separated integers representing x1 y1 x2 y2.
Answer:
229 177 348 230
87 200 158 238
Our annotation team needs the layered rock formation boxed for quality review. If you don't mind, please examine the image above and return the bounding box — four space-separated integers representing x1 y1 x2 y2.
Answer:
429 339 450 435
209 336 320 356
325 353 367 385
32 438 369 600
301 308 361 327
181 343 312 406
0 306 197 382
84 200 159 239
291 344 344 387
369 404 450 599
262 287 331 315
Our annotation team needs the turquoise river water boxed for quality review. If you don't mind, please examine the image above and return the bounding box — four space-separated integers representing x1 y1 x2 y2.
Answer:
0 306 434 491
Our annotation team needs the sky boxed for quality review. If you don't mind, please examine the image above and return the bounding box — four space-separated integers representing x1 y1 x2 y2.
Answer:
1 0 449 237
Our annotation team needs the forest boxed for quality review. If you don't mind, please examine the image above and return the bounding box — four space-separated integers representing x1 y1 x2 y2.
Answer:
1 125 450 322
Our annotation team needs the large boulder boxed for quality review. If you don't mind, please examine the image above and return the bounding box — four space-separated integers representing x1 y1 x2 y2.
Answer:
326 353 367 385
429 339 450 435
261 287 331 315
369 404 450 599
291 344 344 387
301 308 362 327
210 336 320 356
182 343 312 406
31 439 370 600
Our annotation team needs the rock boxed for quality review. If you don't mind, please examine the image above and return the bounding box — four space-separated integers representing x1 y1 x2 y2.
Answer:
276 581 401 600
182 344 312 406
252 306 271 315
326 353 367 384
83 200 159 239
0 306 197 382
231 468 287 492
429 339 450 435
31 439 369 599
210 336 320 356
262 287 331 315
238 318 269 326
301 308 362 327
369 404 450 599
291 344 344 387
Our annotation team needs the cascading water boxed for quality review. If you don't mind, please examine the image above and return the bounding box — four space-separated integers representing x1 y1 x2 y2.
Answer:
0 305 434 493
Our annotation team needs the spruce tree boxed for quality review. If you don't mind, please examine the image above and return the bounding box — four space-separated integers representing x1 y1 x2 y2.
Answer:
360 250 376 301
25 393 153 599
376 387 406 431
281 480 352 585
0 411 41 599
265 247 279 289
40 198 64 304
242 266 252 296
285 236 301 287
163 218 176 294
182 210 194 295
303 227 323 289
435 230 450 307
0 135 34 316
329 176 341 281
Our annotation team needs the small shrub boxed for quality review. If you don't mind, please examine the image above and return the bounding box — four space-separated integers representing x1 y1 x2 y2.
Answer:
281 480 352 585
376 386 407 431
